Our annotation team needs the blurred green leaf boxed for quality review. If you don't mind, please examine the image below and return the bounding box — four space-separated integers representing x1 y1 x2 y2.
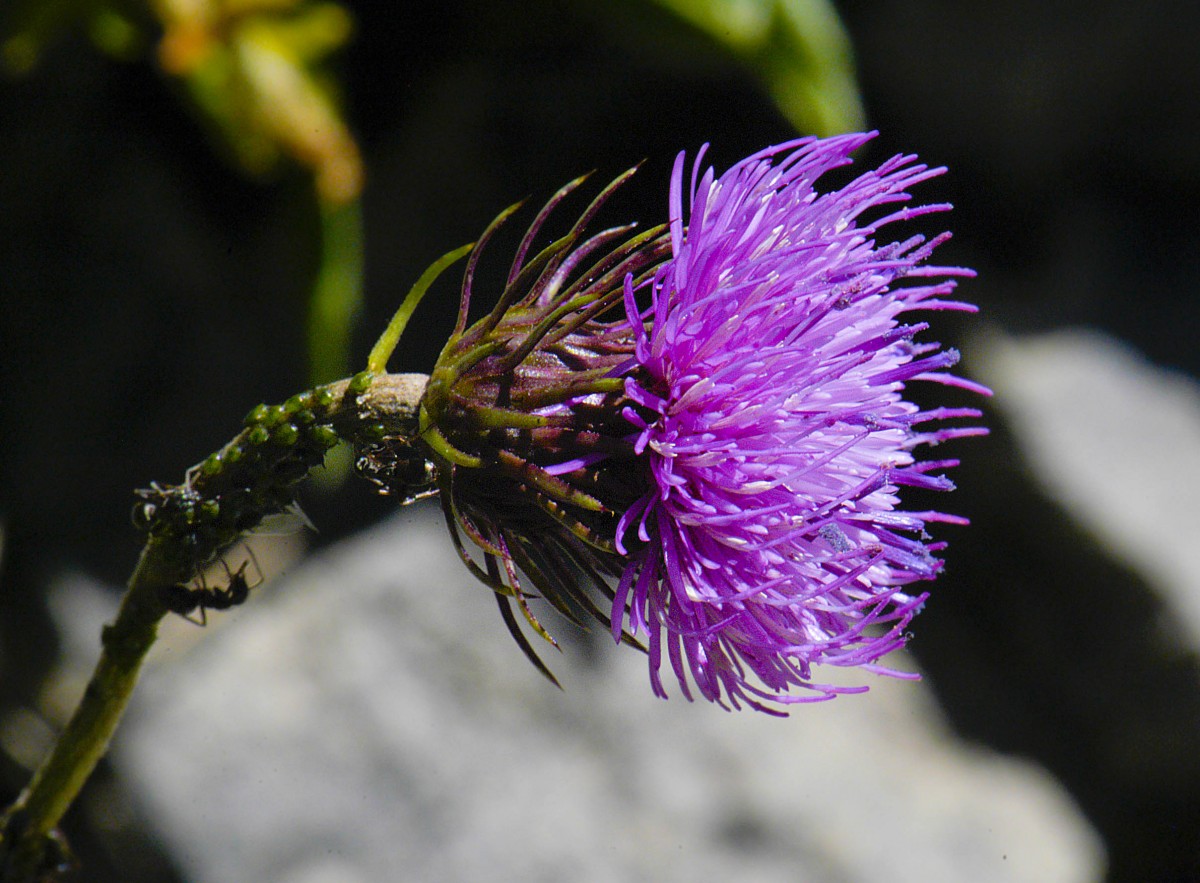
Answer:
4 0 366 405
154 0 361 202
150 0 365 391
1 0 145 73
648 0 864 135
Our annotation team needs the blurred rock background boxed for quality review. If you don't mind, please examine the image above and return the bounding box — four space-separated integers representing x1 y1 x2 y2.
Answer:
0 0 1197 880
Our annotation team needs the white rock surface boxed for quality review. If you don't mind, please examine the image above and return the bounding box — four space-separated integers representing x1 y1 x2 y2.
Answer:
113 508 1104 883
976 328 1200 647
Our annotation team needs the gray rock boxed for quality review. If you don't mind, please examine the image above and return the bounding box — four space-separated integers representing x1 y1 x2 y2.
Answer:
976 328 1200 648
115 508 1103 882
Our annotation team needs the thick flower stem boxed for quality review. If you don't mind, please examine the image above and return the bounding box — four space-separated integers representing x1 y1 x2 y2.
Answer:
0 543 174 880
0 372 429 881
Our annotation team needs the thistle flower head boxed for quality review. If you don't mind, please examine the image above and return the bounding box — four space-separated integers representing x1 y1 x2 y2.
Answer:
405 132 986 711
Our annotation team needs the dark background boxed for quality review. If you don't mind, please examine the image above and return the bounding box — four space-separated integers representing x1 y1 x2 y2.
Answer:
1 1 1198 879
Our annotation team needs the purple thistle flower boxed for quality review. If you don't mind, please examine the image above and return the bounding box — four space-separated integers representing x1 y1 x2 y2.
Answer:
398 132 985 713
612 132 988 711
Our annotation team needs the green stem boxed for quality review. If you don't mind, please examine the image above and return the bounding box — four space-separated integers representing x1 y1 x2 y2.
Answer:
0 372 430 881
308 198 364 387
0 543 174 879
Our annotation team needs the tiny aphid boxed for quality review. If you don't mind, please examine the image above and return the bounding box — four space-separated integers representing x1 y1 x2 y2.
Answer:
159 556 261 626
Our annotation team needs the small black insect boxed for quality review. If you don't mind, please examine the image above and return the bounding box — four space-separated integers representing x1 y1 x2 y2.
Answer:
355 442 438 504
159 557 260 626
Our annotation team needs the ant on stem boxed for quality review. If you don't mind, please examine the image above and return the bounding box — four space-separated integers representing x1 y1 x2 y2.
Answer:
159 553 262 626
